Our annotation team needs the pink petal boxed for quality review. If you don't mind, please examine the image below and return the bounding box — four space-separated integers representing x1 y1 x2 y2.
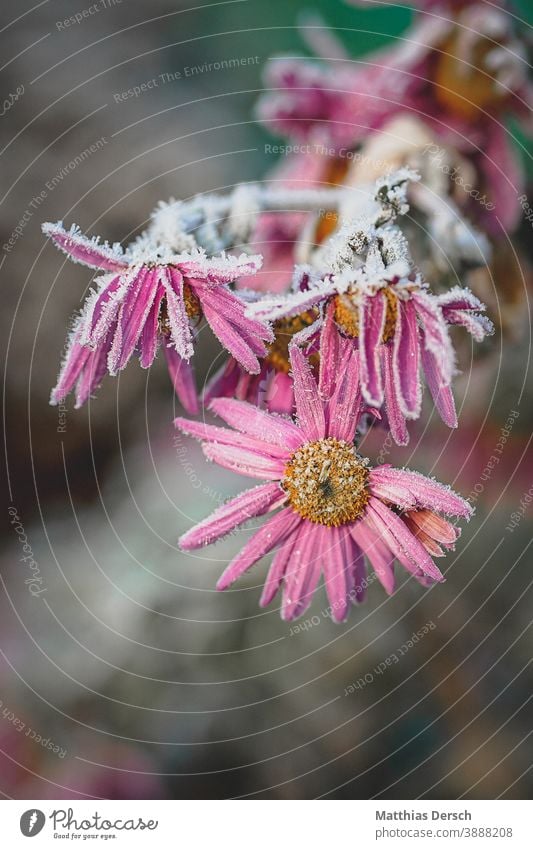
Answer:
318 302 340 400
370 467 472 518
198 285 274 344
323 527 351 621
260 530 300 608
75 333 113 407
366 497 444 583
201 299 262 374
139 283 164 368
174 417 290 459
382 345 409 445
281 523 322 621
180 252 262 284
290 344 325 440
368 473 417 510
266 371 295 415
210 397 303 449
421 342 457 428
202 358 241 406
326 346 362 442
216 508 300 590
350 518 395 595
161 268 194 361
42 222 127 271
359 293 386 407
179 483 283 549
51 325 91 405
443 309 493 342
83 273 125 346
163 342 199 415
202 443 286 480
111 268 159 372
393 299 421 418
413 292 454 388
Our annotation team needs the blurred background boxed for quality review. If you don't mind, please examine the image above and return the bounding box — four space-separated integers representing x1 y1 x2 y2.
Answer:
1 0 532 799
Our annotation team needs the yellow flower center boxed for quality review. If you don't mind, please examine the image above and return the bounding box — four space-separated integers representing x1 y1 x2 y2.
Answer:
264 310 319 374
333 287 398 343
282 437 370 526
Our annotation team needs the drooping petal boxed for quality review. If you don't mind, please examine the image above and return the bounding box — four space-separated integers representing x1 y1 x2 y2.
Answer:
42 222 128 272
75 330 114 408
82 273 127 346
393 299 421 418
413 292 455 388
50 325 92 405
443 309 494 342
197 284 274 345
179 483 283 549
201 298 263 374
359 292 386 407
139 283 165 368
382 345 409 445
110 268 159 372
163 342 199 414
161 267 194 361
216 508 300 590
421 341 458 428
290 344 326 440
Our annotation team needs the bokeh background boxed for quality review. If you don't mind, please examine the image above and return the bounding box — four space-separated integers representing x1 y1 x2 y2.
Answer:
1 0 532 799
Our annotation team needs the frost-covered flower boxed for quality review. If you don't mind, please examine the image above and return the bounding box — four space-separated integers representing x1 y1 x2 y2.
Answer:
175 336 472 621
247 222 493 444
43 222 272 412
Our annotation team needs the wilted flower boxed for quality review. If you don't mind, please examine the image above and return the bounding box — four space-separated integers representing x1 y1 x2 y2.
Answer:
175 337 471 621
43 222 272 412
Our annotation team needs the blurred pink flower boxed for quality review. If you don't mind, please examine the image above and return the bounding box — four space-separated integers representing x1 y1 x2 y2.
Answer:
258 1 531 233
43 222 272 413
176 337 471 621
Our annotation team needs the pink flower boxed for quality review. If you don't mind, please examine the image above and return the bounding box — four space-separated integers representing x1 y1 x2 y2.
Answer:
248 265 493 444
175 336 472 621
259 3 531 233
43 222 272 413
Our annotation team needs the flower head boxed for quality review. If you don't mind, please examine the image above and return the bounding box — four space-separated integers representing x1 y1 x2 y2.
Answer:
176 336 472 621
246 201 493 444
43 222 272 412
